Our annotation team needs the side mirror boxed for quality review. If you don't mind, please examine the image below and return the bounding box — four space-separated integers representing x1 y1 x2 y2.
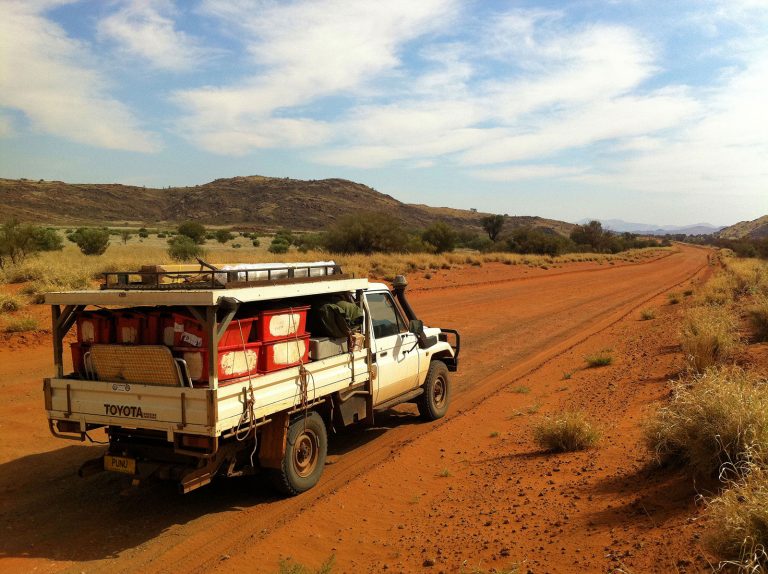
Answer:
409 319 424 335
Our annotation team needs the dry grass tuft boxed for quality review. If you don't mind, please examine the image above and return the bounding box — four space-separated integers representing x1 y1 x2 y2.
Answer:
726 259 768 298
3 315 39 333
533 411 600 452
640 308 656 320
698 273 736 306
0 294 23 313
680 305 740 373
644 368 768 476
584 351 613 368
707 464 768 572
748 295 768 342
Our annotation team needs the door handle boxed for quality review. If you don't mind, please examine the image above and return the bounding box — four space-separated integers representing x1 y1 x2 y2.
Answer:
380 351 388 357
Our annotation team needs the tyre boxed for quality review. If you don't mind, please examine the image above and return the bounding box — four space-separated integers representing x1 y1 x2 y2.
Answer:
270 411 327 496
417 361 451 421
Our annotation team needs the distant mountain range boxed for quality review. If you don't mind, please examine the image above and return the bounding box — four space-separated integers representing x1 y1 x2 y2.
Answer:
577 219 724 236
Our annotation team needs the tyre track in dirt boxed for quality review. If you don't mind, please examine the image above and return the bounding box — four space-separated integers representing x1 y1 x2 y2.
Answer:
0 245 710 574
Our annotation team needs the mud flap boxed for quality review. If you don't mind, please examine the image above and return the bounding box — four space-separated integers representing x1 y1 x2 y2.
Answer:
179 442 238 494
258 411 290 469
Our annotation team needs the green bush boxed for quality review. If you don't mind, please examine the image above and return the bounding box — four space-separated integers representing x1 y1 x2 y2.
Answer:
0 294 23 313
214 229 235 243
507 227 574 256
177 221 207 244
268 239 290 254
323 213 408 254
68 227 110 255
168 235 203 261
480 214 504 241
422 221 457 254
251 238 260 247
0 219 63 268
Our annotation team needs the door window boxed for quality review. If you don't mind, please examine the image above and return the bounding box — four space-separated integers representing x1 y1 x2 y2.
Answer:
367 292 406 339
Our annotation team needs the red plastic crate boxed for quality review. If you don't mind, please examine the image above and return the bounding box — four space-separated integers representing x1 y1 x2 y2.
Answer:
219 317 259 347
254 306 309 342
174 343 261 384
257 334 310 373
142 311 162 345
115 312 146 344
76 312 113 344
70 342 91 377
172 314 258 349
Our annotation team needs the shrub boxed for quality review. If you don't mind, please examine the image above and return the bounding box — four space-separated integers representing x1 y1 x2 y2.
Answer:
177 221 206 244
0 294 23 313
4 315 38 333
584 351 613 367
640 308 656 320
0 219 63 268
167 235 203 262
507 227 574 256
422 221 457 254
681 305 739 373
138 228 149 238
533 412 600 452
323 213 408 254
157 232 167 238
480 214 504 241
214 229 235 244
707 465 768 571
251 238 260 248
644 368 768 476
295 233 323 253
749 296 768 342
667 292 681 305
267 239 291 253
68 227 110 255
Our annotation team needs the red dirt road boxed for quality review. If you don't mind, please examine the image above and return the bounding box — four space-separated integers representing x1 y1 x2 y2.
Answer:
0 245 713 573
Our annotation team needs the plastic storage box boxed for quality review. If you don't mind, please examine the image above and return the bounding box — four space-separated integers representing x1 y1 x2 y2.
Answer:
175 342 261 384
254 306 309 342
76 311 113 344
258 335 310 373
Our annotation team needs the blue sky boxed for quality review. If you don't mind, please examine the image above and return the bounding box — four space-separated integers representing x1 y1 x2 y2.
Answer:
1 0 766 226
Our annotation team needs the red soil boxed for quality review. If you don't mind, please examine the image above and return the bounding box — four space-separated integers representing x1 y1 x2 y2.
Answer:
0 245 716 573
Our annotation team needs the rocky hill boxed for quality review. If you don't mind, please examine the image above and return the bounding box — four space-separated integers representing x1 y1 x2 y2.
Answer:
717 215 768 239
0 176 575 235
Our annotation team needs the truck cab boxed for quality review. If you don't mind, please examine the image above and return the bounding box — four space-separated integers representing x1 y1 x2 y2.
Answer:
43 262 459 495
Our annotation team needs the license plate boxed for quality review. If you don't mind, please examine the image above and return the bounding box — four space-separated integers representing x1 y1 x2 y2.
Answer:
104 455 136 475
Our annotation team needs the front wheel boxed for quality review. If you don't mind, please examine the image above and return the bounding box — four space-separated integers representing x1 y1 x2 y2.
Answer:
417 361 451 421
270 412 327 496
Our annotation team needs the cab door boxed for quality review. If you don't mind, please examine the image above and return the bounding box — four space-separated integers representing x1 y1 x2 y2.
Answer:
365 291 420 405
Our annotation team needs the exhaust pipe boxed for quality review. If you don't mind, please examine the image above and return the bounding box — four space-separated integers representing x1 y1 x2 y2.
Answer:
392 275 418 321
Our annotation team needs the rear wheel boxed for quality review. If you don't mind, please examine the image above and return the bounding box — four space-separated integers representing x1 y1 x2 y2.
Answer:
270 412 327 496
417 361 450 421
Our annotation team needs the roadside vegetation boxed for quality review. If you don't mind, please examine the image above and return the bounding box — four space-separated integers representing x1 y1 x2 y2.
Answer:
643 254 768 570
533 411 600 452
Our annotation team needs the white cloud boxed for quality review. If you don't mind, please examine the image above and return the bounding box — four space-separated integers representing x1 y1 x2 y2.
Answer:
471 164 588 182
0 1 160 152
98 0 210 71
0 112 13 137
175 0 459 152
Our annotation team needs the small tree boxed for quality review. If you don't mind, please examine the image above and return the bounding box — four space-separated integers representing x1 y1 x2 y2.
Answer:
177 221 206 244
69 227 110 255
0 219 63 268
120 230 132 245
214 229 235 244
168 235 202 261
481 214 505 241
570 220 611 252
422 221 457 254
323 213 408 254
138 227 149 238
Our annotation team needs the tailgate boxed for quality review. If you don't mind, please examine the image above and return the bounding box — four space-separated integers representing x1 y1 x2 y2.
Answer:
44 378 215 436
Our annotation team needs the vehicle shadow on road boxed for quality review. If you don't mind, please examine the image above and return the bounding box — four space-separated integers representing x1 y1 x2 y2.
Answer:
0 410 426 563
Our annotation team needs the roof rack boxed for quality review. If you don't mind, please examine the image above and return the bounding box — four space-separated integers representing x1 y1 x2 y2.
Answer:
101 263 346 291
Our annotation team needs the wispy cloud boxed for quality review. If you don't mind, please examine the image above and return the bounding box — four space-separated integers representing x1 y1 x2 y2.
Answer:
98 0 211 71
0 1 160 152
174 0 460 153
